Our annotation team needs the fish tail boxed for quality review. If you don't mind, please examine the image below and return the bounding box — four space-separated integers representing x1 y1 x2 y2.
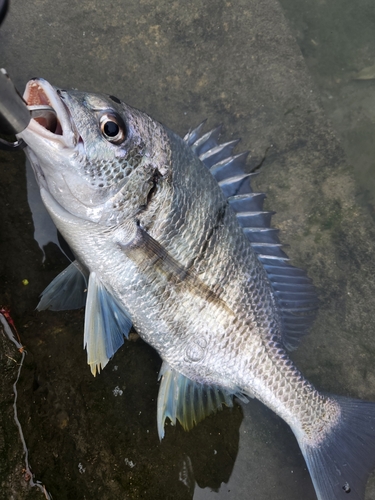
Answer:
296 395 375 500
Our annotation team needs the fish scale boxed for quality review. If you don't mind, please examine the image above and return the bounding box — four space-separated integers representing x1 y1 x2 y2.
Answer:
19 78 375 500
139 137 323 430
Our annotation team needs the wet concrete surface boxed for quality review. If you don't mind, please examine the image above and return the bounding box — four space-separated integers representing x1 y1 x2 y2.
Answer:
279 0 375 215
1 0 375 499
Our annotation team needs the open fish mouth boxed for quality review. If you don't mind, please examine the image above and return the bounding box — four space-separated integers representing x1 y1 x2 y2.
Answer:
22 78 79 148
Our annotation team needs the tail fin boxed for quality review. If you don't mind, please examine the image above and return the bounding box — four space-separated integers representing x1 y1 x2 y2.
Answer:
297 396 375 500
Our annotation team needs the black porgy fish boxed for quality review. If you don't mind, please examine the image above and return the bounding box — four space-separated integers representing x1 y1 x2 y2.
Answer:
18 78 375 500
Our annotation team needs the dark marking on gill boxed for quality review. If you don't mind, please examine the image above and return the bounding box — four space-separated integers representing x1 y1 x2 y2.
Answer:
146 168 163 207
135 168 163 217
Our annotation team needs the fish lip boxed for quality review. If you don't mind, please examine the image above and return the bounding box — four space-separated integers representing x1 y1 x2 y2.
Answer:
22 78 79 149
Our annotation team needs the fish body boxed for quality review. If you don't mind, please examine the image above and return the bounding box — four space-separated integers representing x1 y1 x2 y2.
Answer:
19 78 375 500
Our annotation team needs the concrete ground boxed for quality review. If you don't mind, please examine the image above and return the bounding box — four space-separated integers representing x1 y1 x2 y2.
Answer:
1 0 375 499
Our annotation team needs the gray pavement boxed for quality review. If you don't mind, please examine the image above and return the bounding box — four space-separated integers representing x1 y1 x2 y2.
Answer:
1 0 375 499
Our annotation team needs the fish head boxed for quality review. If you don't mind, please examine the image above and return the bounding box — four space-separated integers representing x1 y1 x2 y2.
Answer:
19 78 171 226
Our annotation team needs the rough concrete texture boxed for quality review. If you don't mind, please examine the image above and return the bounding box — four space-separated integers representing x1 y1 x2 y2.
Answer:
1 0 375 499
279 0 375 211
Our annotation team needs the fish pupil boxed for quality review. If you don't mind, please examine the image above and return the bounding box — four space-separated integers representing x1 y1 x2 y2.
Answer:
104 121 119 137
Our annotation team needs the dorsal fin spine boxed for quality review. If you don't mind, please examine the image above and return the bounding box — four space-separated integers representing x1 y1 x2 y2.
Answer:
185 122 318 350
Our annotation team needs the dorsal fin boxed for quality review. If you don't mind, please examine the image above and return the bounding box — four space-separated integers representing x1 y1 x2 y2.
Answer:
184 120 207 146
190 125 222 156
157 361 248 439
199 139 240 168
184 124 318 350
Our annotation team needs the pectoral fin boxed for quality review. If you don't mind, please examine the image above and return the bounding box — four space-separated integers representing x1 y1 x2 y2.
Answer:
84 272 132 376
37 260 88 311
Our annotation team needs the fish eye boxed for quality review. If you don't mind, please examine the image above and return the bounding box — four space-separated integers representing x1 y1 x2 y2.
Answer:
99 112 126 145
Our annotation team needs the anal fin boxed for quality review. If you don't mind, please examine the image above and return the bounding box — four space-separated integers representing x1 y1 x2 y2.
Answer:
157 361 247 439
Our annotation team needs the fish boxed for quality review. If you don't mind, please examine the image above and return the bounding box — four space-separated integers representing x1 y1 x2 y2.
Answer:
18 77 375 500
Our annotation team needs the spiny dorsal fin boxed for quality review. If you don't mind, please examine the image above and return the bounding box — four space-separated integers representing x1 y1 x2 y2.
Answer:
184 123 318 350
37 260 88 311
190 125 222 156
84 272 132 376
157 361 248 439
184 120 207 146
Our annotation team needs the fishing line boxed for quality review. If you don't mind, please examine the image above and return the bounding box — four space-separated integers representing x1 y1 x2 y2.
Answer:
0 313 53 500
